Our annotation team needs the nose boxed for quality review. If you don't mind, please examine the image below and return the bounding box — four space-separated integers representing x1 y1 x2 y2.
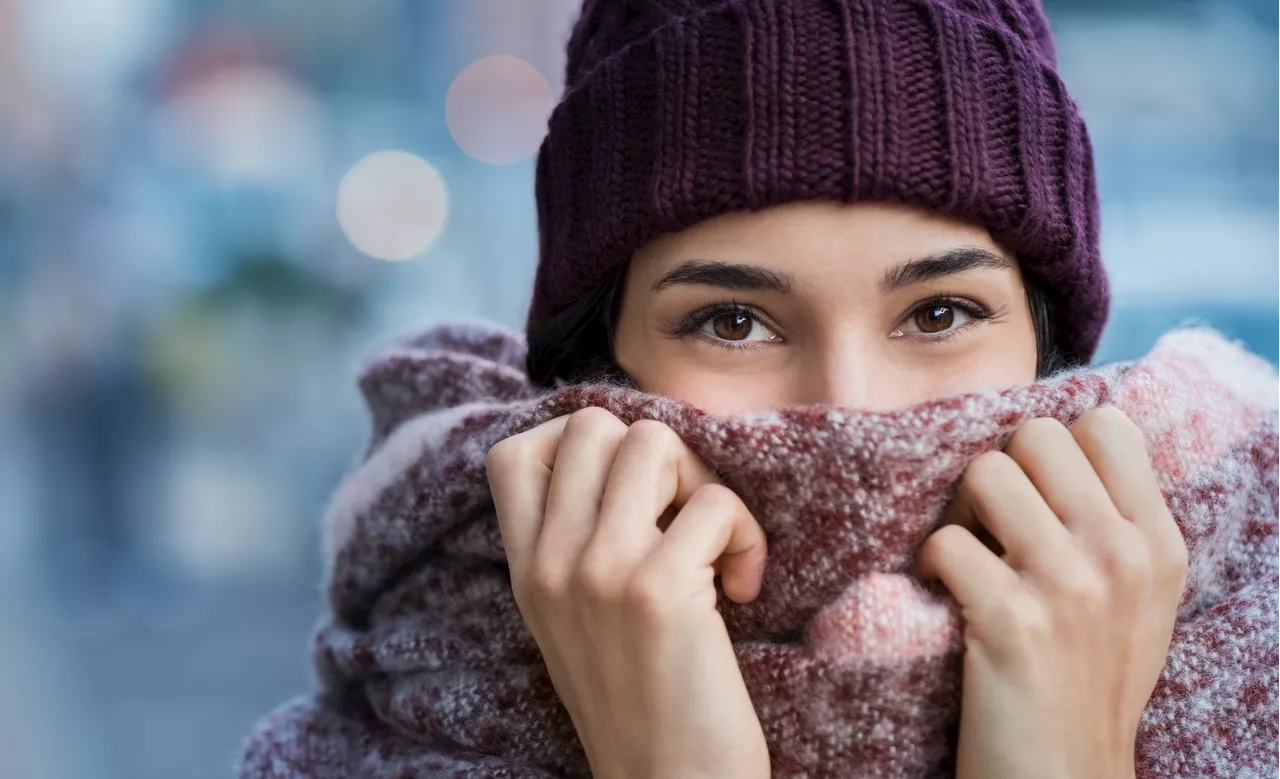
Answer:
803 340 875 410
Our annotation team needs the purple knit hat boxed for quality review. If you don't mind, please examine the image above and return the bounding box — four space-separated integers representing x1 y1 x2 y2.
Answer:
529 0 1109 364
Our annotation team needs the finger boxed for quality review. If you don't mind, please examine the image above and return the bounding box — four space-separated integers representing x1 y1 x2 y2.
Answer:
486 415 571 576
1069 407 1187 566
644 484 768 603
1004 417 1120 537
1069 408 1172 533
538 407 630 568
946 451 1073 572
916 523 1021 614
587 419 719 569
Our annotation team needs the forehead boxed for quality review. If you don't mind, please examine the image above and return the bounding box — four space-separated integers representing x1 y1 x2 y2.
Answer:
631 200 1009 284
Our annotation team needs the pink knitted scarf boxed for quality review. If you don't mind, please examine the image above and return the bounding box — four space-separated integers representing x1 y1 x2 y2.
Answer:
241 323 1278 779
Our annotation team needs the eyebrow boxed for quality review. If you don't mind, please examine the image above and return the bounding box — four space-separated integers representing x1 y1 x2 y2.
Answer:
650 260 794 294
649 247 1013 295
880 247 1013 292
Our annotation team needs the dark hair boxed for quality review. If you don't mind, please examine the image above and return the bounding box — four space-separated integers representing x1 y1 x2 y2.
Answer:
527 263 1072 389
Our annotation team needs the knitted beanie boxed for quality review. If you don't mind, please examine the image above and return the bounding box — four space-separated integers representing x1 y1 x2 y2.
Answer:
528 0 1109 365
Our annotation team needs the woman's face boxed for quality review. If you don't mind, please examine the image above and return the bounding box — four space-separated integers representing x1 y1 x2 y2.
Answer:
614 200 1038 414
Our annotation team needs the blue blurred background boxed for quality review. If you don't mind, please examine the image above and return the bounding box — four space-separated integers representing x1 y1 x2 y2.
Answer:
0 1 1274 777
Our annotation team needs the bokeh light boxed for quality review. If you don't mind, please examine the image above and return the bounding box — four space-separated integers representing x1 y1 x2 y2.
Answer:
21 0 168 96
160 64 323 186
336 150 450 261
445 54 554 165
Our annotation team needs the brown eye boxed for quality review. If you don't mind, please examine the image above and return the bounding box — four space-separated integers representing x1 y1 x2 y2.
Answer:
711 311 754 341
913 305 955 334
687 305 778 348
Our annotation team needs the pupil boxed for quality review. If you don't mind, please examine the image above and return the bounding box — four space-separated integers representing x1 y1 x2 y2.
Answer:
918 306 954 333
713 312 751 340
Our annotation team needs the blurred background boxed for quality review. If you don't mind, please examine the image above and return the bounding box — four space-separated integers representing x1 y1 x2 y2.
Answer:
0 0 1274 777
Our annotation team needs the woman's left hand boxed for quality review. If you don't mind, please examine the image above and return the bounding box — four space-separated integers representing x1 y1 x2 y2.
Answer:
916 407 1189 779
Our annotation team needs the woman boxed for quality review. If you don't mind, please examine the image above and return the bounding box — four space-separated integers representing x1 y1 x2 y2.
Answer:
491 1 1177 776
241 1 1277 777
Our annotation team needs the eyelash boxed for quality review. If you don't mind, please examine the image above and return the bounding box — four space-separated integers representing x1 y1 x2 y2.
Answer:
673 297 996 352
672 300 777 351
894 296 995 341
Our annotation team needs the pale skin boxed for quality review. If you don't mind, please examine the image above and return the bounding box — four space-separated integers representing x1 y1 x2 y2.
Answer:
486 201 1189 779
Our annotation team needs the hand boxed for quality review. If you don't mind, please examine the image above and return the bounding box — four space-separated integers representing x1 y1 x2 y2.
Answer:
916 407 1189 779
485 407 771 779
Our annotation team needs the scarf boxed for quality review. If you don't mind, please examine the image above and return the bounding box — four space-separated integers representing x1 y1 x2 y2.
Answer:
240 323 1278 779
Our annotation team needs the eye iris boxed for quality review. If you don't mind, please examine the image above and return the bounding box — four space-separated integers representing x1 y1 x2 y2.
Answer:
916 305 954 334
712 312 753 340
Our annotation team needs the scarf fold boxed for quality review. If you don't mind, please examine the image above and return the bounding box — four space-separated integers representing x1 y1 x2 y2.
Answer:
241 323 1278 779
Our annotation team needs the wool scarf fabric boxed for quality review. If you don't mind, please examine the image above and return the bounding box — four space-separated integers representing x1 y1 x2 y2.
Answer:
241 323 1278 779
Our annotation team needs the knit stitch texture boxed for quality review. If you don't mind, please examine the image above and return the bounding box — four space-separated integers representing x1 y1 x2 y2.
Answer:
530 0 1109 363
241 323 1278 779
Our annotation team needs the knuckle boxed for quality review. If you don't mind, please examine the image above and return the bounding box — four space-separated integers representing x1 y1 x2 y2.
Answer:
990 591 1052 646
688 483 740 515
573 552 620 601
917 524 966 572
925 523 969 555
1053 566 1109 610
526 560 570 605
625 418 681 452
622 570 669 621
566 405 624 435
1009 416 1069 448
571 408 629 453
485 435 522 475
1097 531 1154 588
964 450 1016 489
1077 405 1127 428
1073 406 1141 444
1005 417 1071 466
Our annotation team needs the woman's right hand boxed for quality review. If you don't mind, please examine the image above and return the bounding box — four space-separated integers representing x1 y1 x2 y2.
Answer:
485 406 771 779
